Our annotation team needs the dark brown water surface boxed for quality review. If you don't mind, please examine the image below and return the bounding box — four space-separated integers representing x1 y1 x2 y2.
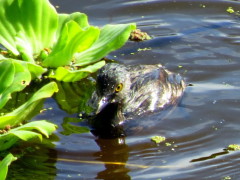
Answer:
8 0 240 179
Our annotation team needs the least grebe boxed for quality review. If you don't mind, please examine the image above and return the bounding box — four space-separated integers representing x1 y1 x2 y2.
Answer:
90 63 185 128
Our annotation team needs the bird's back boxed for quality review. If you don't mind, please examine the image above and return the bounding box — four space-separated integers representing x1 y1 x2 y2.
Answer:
122 64 185 117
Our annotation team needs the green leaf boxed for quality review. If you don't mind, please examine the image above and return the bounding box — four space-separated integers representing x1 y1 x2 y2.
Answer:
0 153 17 180
0 0 58 61
43 21 100 67
0 82 43 115
0 120 57 151
54 80 95 114
0 60 31 109
49 60 105 82
10 130 42 141
0 57 46 80
74 23 136 66
57 12 90 39
0 134 19 152
61 117 90 135
0 82 58 128
0 60 15 93
15 60 47 79
13 120 57 138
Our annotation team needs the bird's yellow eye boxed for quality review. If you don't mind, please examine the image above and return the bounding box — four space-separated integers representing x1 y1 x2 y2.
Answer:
115 83 123 92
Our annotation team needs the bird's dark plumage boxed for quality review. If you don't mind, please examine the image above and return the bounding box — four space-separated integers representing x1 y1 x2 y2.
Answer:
90 63 185 128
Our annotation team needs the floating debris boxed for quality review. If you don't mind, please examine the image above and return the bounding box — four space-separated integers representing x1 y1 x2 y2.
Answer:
222 176 232 180
129 29 151 41
165 142 172 147
151 136 166 144
0 125 12 134
226 7 235 14
40 107 53 113
227 144 240 151
137 47 152 52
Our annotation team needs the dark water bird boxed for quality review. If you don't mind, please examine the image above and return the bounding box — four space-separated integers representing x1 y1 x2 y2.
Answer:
89 63 186 134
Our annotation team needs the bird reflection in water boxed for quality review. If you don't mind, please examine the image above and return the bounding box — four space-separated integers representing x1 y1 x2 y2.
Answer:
94 138 131 180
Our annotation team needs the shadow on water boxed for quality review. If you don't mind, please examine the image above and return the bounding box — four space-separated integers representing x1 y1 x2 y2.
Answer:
191 149 229 162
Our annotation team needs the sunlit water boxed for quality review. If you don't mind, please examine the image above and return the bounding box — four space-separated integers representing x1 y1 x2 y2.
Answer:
8 0 240 179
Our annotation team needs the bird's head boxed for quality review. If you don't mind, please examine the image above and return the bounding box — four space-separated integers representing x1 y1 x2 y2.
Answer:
95 63 131 114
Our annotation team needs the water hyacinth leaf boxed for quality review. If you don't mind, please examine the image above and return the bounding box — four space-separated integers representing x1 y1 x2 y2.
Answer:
74 23 136 66
61 117 90 135
13 120 57 138
0 60 31 109
49 60 105 82
0 134 18 152
54 82 83 114
0 120 57 151
0 83 45 116
0 0 58 61
17 60 47 79
0 82 58 129
57 12 90 40
0 58 46 80
15 32 35 62
63 12 90 29
0 153 17 180
54 80 95 114
0 60 15 93
43 21 100 67
10 130 42 142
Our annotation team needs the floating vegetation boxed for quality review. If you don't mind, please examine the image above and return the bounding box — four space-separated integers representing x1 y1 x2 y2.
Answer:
137 47 152 52
226 7 240 16
165 142 172 147
0 0 136 179
129 29 151 41
222 176 232 180
200 4 206 8
151 136 166 144
227 144 240 151
226 7 235 14
0 153 17 180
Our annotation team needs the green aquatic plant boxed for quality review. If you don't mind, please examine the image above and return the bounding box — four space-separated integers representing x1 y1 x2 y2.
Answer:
151 136 166 144
0 120 57 151
227 144 240 151
0 82 58 129
0 153 17 180
0 0 136 82
0 82 58 145
226 7 240 16
53 79 95 114
0 60 31 109
0 0 136 110
226 7 235 14
0 82 58 179
0 0 136 178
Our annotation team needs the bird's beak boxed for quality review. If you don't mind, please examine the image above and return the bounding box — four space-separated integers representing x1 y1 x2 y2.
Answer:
96 96 111 114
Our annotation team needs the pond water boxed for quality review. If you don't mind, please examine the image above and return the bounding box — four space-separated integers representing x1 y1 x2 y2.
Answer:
7 0 240 179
